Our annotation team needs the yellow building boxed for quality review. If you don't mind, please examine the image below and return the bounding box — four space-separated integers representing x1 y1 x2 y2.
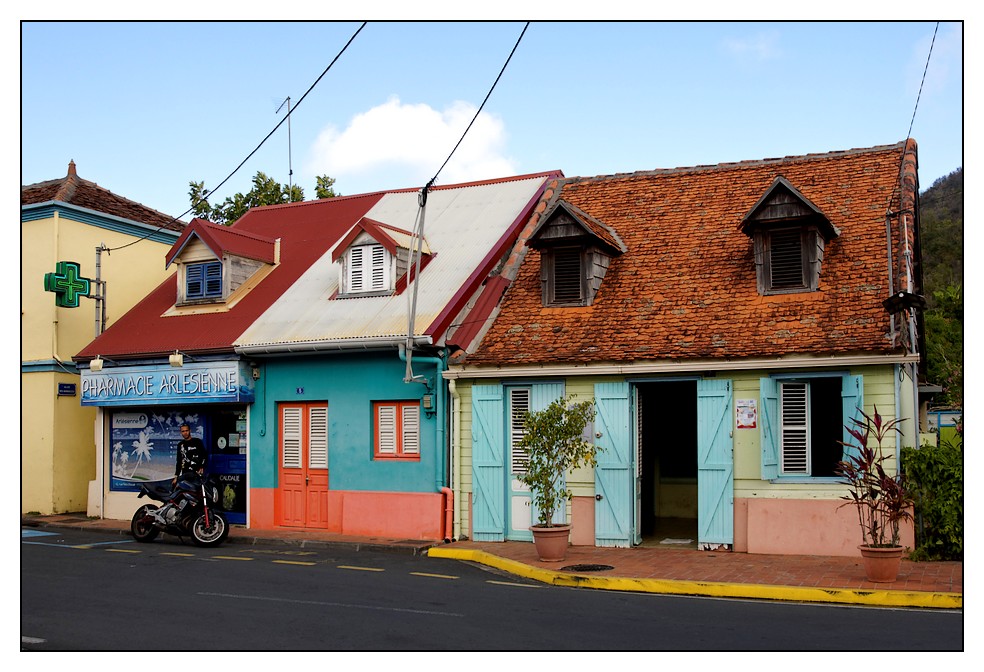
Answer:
22 161 184 514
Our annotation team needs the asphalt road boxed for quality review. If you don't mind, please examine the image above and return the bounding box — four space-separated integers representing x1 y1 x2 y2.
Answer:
21 527 963 651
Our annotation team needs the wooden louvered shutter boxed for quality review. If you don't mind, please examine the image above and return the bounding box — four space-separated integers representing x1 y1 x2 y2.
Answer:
282 406 302 469
401 404 420 454
308 406 328 469
780 382 809 474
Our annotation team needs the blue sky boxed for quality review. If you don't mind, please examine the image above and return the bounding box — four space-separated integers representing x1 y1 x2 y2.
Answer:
19 20 963 221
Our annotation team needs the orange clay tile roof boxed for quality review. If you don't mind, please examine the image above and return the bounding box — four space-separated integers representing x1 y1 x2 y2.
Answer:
467 142 916 367
22 160 185 231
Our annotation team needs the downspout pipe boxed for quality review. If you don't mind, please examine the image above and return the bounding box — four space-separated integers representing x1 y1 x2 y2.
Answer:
398 343 448 505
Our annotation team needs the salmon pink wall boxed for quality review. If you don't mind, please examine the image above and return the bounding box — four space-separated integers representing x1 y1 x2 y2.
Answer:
250 487 444 540
739 497 915 557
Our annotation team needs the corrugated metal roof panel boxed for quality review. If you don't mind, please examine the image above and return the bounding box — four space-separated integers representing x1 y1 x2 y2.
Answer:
235 175 550 349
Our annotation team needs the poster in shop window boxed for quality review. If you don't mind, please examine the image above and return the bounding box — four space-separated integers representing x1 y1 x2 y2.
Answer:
110 410 203 491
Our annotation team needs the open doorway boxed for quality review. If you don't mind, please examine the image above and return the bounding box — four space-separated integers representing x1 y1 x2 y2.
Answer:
636 381 698 547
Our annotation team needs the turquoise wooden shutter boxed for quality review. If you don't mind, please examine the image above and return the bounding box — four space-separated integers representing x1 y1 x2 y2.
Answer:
594 381 632 547
760 377 779 480
697 378 733 547
840 374 864 460
472 384 505 541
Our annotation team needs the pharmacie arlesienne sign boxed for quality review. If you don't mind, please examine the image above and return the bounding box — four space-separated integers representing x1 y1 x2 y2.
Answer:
81 360 254 406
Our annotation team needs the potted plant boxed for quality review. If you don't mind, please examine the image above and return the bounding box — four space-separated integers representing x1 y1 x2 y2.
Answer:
516 395 598 562
835 406 914 582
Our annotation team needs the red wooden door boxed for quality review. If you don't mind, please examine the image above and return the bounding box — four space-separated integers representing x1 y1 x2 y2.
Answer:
278 403 330 528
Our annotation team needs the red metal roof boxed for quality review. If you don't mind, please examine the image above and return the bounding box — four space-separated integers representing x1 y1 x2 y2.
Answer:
165 218 279 267
75 193 386 360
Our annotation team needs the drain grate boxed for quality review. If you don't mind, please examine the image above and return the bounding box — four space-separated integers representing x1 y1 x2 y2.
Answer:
560 563 614 572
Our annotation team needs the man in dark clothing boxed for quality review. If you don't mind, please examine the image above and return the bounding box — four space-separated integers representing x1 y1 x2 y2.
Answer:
154 423 208 524
174 423 207 485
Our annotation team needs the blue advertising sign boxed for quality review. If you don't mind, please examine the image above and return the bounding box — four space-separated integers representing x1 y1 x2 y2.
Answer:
81 360 254 407
110 410 200 489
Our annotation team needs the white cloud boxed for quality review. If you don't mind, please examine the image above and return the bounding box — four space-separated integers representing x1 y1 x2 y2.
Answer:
722 31 782 61
306 96 517 191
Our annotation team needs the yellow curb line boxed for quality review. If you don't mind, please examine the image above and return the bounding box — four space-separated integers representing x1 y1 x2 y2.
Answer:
427 547 962 610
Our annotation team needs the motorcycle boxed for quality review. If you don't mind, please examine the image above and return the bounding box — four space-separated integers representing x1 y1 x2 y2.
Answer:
130 472 229 547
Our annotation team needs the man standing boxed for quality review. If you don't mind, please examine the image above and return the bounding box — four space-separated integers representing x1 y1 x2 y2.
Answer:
174 423 207 484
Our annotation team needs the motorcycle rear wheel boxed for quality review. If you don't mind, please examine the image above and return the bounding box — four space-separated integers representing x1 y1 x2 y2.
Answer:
131 505 160 542
190 510 228 547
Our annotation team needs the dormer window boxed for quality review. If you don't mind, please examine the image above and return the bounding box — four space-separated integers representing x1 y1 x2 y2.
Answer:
333 218 433 299
741 177 840 296
185 261 223 300
529 200 626 308
343 244 391 294
165 218 279 311
544 246 586 305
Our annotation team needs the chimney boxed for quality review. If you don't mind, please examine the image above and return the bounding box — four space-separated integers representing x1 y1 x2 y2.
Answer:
67 160 77 177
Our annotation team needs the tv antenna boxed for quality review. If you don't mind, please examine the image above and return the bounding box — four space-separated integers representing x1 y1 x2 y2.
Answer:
276 96 293 194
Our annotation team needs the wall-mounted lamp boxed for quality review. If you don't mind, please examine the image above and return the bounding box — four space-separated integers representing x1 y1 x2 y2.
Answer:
169 350 185 367
90 356 105 372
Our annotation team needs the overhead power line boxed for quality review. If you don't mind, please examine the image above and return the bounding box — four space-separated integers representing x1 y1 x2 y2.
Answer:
109 22 367 252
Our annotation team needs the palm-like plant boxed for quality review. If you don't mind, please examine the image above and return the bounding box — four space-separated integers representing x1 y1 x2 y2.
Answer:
836 407 914 547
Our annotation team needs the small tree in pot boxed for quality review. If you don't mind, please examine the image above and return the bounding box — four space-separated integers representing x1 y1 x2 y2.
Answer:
835 406 914 582
517 396 598 561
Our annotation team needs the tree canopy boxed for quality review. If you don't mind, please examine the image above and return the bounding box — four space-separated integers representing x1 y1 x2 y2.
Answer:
189 171 341 225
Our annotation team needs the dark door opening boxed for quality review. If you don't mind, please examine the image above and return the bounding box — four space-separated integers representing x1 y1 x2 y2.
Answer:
636 381 698 546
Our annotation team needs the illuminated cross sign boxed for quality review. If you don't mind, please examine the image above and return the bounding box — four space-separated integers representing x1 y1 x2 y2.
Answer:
44 261 92 308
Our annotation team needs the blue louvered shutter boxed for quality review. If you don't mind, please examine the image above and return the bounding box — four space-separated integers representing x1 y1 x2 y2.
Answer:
760 377 779 480
471 384 505 541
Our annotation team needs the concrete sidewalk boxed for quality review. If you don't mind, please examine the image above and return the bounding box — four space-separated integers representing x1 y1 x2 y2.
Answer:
22 513 962 610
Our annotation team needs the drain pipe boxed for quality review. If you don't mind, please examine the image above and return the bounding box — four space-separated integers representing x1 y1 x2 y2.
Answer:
398 343 450 539
448 378 462 541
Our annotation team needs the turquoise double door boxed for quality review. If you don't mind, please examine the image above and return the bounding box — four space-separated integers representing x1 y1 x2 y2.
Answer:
471 378 734 548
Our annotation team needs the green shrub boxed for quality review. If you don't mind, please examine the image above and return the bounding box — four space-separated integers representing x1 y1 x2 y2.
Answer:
901 435 963 560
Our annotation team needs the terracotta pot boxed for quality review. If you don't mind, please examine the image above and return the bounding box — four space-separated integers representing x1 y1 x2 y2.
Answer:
859 545 905 583
531 524 571 562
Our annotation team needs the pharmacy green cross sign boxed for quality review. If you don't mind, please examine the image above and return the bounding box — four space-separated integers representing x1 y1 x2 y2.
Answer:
44 261 92 308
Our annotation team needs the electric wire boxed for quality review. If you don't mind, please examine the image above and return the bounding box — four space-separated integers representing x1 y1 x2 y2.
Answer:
404 22 530 381
886 21 938 216
423 22 530 192
107 22 367 253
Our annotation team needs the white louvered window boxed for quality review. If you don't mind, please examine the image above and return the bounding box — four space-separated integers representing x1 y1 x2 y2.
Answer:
308 406 329 469
509 388 531 475
780 382 809 474
344 244 391 294
281 406 303 469
374 401 421 459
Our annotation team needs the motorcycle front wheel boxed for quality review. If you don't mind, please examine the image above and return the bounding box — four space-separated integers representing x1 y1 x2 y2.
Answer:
190 510 228 547
131 505 160 542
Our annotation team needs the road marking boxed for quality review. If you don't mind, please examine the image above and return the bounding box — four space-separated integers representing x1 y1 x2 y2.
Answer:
21 529 58 538
213 556 253 561
161 552 196 557
273 560 317 566
410 572 459 580
487 579 540 588
199 591 463 617
338 565 384 572
241 548 317 557
106 548 142 554
22 636 46 644
76 539 136 548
